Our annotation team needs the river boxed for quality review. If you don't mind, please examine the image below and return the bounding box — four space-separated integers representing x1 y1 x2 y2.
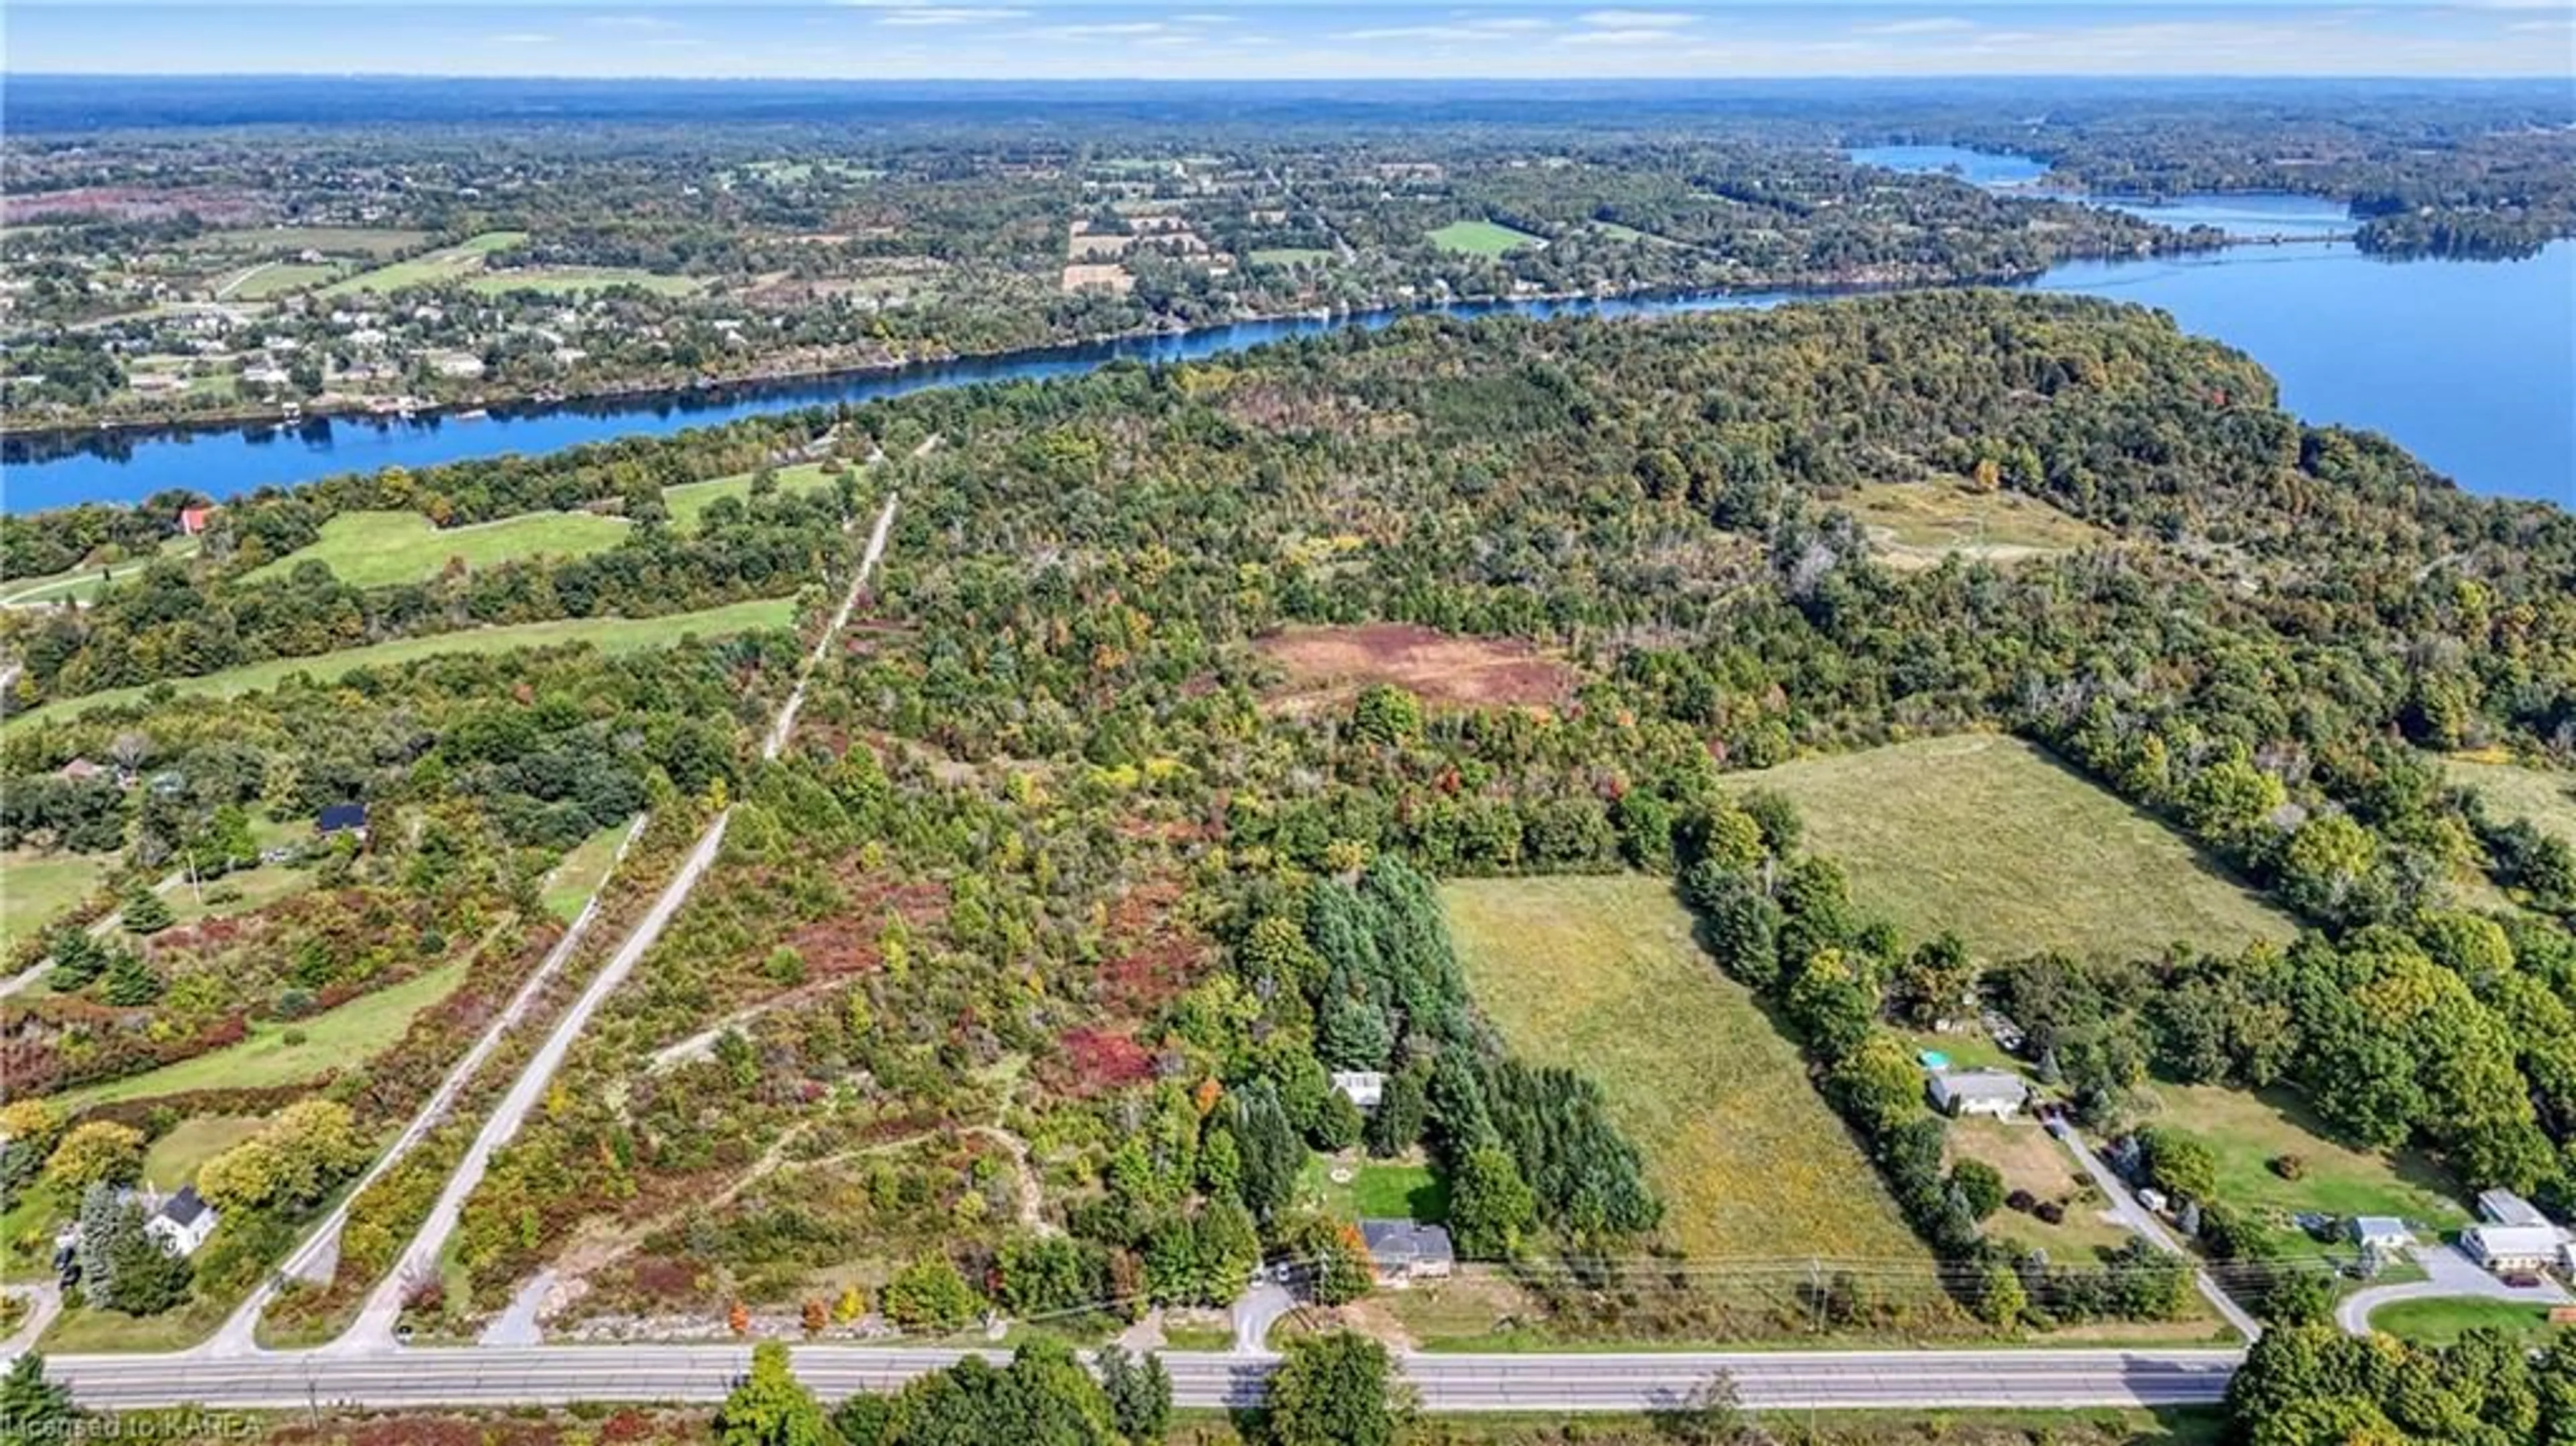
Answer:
3 168 2570 510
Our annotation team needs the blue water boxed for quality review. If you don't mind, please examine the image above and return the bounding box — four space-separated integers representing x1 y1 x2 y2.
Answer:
2091 193 2354 240
1850 144 2051 187
3 240 2571 510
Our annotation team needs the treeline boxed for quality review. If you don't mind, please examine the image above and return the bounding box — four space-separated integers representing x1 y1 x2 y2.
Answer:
1992 908 2576 1206
2225 1323 2576 1446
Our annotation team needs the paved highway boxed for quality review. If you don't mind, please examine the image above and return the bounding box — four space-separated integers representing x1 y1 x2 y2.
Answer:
42 1344 2241 1414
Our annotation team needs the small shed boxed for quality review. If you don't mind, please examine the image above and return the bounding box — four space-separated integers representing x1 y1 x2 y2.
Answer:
2348 1216 2414 1253
1927 1069 2030 1119
1358 1219 1454 1286
1330 1070 1386 1111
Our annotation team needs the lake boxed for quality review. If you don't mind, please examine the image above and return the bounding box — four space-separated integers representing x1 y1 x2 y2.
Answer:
1848 144 2051 187
5 232 2571 510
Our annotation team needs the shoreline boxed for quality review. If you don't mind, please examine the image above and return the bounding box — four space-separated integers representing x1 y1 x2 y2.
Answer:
0 240 2233 461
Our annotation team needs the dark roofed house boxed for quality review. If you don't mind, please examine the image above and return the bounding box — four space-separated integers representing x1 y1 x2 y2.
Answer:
145 1185 220 1258
1358 1219 1454 1286
317 803 368 838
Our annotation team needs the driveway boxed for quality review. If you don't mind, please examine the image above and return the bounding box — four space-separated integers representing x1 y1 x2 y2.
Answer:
1231 1278 1295 1355
2047 1119 2263 1341
2337 1241 2571 1336
1 1282 62 1360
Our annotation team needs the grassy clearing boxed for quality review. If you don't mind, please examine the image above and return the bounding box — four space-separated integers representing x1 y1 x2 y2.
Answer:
0 536 202 608
247 508 634 590
542 818 633 922
40 1296 232 1353
0 850 112 950
2447 757 2576 848
1428 219 1546 256
1445 874 1929 1263
466 267 704 298
158 862 313 932
1298 1154 1449 1223
224 262 341 299
197 226 429 260
1844 481 2109 569
1944 1117 2137 1258
2365 1297 2571 1348
1249 247 1332 267
1733 734 2296 961
4 597 797 736
48 958 470 1111
139 1114 266 1192
319 230 528 296
661 460 838 529
2145 1083 2469 1241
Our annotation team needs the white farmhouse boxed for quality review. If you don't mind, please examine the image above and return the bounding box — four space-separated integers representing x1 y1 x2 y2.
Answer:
1927 1069 2030 1119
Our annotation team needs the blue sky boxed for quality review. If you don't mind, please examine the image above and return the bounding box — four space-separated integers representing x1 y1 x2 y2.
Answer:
8 3 2572 78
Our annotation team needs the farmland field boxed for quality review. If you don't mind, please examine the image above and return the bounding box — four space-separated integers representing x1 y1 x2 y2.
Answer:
1249 247 1332 267
220 261 341 298
2447 757 2576 848
466 266 705 298
4 597 797 735
246 508 633 589
1445 873 1929 1263
2143 1083 2469 1243
319 229 527 295
1732 734 2296 960
197 226 430 259
1427 219 1546 255
48 958 471 1110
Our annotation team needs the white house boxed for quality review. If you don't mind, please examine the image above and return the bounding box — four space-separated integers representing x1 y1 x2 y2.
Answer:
144 1186 219 1258
2349 1216 2414 1254
1927 1069 2030 1119
1330 1070 1385 1111
2463 1224 2566 1276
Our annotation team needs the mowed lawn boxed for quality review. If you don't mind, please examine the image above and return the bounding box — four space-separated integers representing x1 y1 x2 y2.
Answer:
0 850 112 950
2145 1083 2469 1237
319 230 529 296
48 959 470 1111
246 508 634 589
1428 219 1546 255
542 818 635 922
3 598 797 736
662 461 840 529
139 1115 266 1192
1445 874 1929 1263
1733 734 2296 961
2447 757 2576 848
2365 1298 2570 1349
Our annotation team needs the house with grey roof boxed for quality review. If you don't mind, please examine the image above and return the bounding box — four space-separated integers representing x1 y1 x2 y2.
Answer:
1358 1219 1454 1286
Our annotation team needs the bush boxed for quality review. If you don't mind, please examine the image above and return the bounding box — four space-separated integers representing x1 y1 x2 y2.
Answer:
2269 1152 2306 1181
1949 1159 2006 1220
2034 1201 2065 1225
2005 1188 2038 1214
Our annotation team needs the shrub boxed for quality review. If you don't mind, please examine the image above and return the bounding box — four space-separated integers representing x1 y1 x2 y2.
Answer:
2034 1201 2065 1225
2006 1188 2038 1214
2269 1153 2306 1181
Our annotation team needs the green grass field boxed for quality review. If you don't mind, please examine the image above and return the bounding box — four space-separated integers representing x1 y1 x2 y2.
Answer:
1446 873 1929 1263
246 508 634 590
1428 219 1547 256
224 262 342 299
2364 1297 2569 1348
661 460 839 529
4 597 797 736
140 1115 266 1192
48 958 470 1111
1249 247 1332 267
0 850 113 950
1845 481 2109 569
542 818 634 922
1732 734 2296 961
319 230 528 296
466 266 704 298
197 226 430 260
1943 1116 2137 1258
158 861 313 934
2448 757 2576 848
2145 1083 2469 1241
0 537 202 608
1298 1155 1449 1223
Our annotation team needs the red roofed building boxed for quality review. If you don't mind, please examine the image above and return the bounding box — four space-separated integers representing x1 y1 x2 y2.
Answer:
178 506 215 536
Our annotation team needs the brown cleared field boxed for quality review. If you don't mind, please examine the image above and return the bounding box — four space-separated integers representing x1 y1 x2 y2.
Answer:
1445 874 1931 1264
1943 1116 2137 1258
1733 734 2296 961
1256 623 1574 714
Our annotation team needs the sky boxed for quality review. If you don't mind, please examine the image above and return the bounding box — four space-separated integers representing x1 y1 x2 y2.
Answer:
5 1 2573 79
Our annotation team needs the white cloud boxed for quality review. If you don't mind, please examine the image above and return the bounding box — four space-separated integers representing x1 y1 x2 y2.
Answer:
1578 9 1699 27
1046 21 1171 35
487 32 553 45
590 14 684 31
877 7 1031 25
1566 27 1684 45
1850 17 1976 36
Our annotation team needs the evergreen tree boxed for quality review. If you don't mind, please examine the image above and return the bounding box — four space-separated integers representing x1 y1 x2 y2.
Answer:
714 1340 831 1446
